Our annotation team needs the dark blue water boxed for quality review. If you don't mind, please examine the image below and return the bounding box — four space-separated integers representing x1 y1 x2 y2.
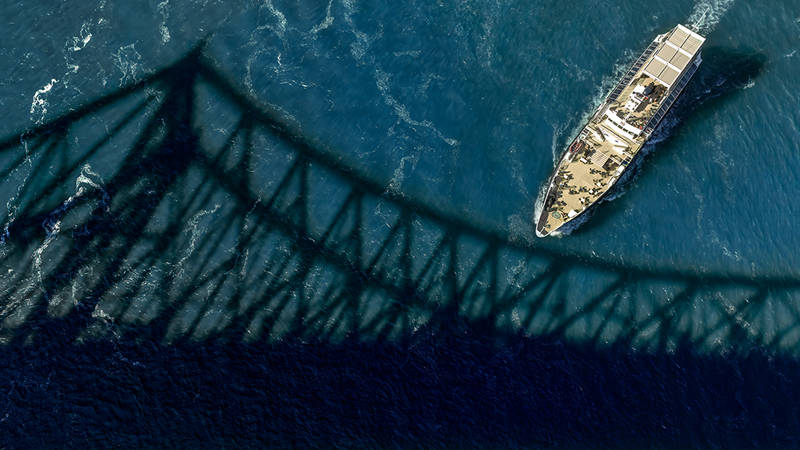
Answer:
1 0 800 447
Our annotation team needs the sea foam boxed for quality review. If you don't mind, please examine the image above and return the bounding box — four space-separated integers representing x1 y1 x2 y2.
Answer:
687 0 736 35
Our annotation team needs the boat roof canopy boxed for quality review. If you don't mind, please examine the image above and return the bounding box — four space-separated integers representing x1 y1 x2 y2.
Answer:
642 24 705 88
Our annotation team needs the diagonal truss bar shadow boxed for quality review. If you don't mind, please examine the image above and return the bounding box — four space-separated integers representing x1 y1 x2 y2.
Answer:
0 43 794 356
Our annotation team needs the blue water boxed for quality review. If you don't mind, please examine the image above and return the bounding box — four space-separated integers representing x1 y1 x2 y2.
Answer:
1 0 800 447
3 1 798 273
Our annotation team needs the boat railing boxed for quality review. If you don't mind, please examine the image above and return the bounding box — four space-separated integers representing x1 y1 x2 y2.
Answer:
606 40 660 103
642 58 700 135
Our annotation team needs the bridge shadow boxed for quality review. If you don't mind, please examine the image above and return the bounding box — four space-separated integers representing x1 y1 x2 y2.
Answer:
0 43 796 351
0 43 798 447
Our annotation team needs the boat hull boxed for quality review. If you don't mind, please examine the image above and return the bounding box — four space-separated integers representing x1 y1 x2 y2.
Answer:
534 24 705 237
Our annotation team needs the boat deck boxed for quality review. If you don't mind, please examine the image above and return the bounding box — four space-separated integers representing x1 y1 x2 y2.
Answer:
536 24 705 236
609 76 666 129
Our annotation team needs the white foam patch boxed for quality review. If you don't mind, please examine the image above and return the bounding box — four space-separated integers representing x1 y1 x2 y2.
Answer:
75 164 108 200
113 44 143 85
387 153 420 193
311 0 334 34
30 78 58 124
395 50 422 58
158 0 171 43
70 22 93 52
244 0 321 96
341 0 370 62
560 57 591 82
244 48 269 96
507 213 535 244
687 0 736 35
64 16 100 78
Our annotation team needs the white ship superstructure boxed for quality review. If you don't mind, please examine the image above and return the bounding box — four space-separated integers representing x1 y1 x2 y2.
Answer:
536 24 705 237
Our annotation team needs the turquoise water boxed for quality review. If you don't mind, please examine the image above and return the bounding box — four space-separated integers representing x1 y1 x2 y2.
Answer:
3 0 798 275
205 0 800 277
2 0 800 446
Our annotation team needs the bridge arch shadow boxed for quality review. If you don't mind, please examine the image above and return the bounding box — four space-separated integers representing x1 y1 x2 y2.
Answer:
0 43 793 356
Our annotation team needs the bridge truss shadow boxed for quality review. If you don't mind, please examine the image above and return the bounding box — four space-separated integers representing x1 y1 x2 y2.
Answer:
0 44 795 358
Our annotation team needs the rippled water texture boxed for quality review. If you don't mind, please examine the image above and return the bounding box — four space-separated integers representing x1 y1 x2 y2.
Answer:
1 0 799 447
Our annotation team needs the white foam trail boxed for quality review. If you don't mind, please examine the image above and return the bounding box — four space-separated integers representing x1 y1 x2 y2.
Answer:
476 1 501 68
260 0 288 38
0 139 36 316
342 0 370 62
374 68 459 147
33 165 107 294
0 136 37 254
157 0 171 43
63 15 100 78
387 153 419 193
687 0 735 35
311 0 334 34
532 180 549 230
341 0 459 148
244 48 268 96
173 204 222 280
550 123 563 164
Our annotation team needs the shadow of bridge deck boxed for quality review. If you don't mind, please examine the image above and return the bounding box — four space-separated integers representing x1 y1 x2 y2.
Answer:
0 44 796 356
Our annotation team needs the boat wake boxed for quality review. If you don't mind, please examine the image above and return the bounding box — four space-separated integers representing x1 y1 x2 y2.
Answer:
532 180 548 231
687 0 735 35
